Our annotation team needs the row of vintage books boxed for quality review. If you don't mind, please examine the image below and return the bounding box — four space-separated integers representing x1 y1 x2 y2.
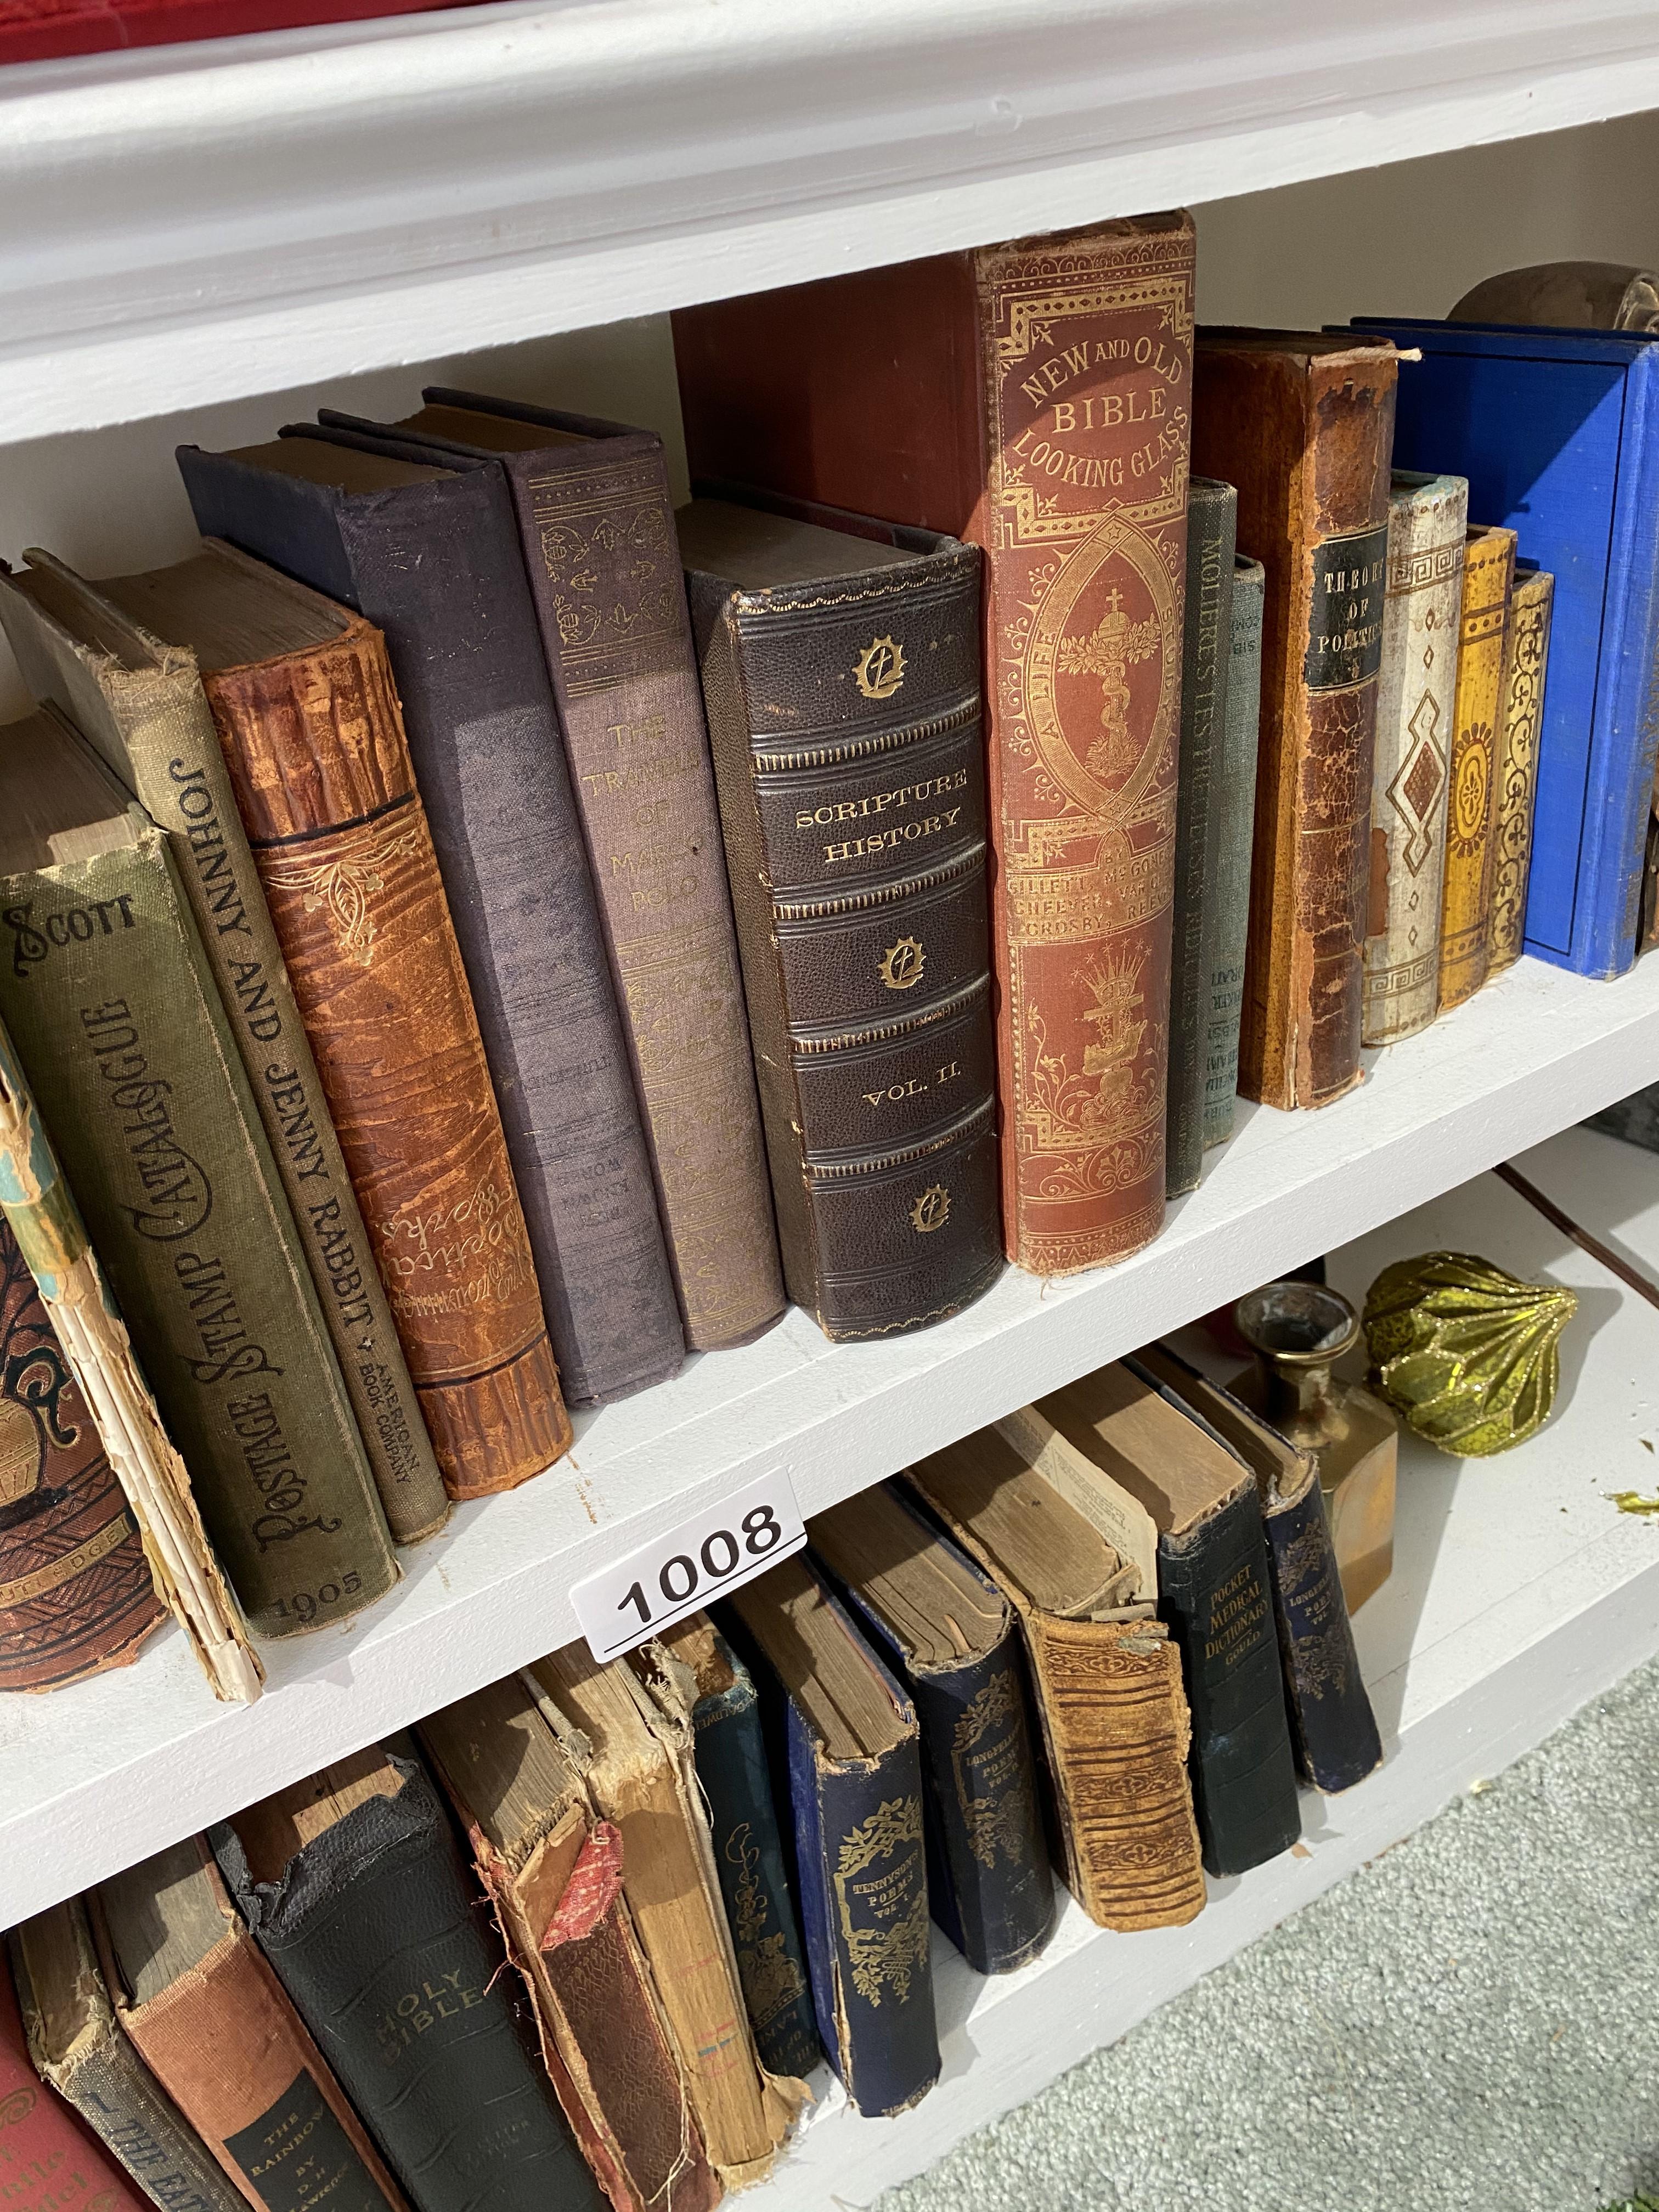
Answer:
1 213 1651 1703
2 1345 1384 2212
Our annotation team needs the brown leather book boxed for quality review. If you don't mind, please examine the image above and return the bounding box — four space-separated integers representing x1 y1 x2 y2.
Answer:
1489 563 1551 977
674 213 1196 1277
908 1413 1205 1932
1192 331 1400 1108
98 543 569 1501
531 1646 797 2187
92 1838 407 2212
0 1208 163 1690
329 393 785 1356
1440 524 1518 1007
679 495 1001 1340
419 1677 718 2212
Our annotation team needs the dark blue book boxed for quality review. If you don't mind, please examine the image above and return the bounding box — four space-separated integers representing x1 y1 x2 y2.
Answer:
653 1616 821 2081
809 1482 1053 1976
1344 317 1659 978
721 1559 939 2119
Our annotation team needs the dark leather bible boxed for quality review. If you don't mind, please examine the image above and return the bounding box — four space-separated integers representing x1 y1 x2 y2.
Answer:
213 1745 602 2212
680 494 1001 1340
175 431 684 1409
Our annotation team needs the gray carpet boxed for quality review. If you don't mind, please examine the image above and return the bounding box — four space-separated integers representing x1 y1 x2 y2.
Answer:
884 1652 1659 2212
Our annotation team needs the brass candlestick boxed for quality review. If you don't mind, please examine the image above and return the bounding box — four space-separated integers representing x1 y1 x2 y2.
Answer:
1232 1280 1397 1615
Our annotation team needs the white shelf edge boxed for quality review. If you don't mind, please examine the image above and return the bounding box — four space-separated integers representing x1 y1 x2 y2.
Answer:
4 951 1659 1927
3 0 1659 437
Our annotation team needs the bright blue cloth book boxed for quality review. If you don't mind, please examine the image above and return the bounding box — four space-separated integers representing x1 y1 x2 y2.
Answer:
1346 318 1659 978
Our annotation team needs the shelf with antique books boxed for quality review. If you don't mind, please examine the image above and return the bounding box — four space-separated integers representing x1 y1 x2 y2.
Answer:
4 0 1659 438
3 947 1658 1932
742 1119 1659 2209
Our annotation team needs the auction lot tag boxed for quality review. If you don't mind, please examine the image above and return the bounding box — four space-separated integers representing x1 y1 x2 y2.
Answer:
571 1465 806 1663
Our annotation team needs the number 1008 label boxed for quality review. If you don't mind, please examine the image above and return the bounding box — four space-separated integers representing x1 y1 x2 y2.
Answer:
569 1466 806 1663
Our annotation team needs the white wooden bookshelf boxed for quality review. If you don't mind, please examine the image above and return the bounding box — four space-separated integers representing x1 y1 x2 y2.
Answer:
4 949 1659 1929
750 1125 1659 2209
7 5 1659 2197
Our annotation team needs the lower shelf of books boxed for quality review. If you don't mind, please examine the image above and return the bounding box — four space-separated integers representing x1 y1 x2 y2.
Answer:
746 1125 1659 2207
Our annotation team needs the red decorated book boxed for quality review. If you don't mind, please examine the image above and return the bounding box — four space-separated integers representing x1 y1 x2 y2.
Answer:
0 1958 148 2212
0 0 470 68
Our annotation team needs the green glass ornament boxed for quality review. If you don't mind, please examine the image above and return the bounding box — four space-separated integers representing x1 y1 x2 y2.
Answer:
1362 1250 1576 1456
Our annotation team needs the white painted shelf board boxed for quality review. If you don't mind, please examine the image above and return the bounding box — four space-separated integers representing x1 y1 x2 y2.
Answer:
6 0 1659 436
4 951 1659 1928
742 1127 1659 2210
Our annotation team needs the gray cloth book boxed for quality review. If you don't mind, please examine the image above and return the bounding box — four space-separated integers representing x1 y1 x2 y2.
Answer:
1167 481 1238 1194
1202 555 1266 1150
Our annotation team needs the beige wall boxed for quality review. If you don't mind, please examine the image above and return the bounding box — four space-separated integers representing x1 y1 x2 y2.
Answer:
5 108 1659 715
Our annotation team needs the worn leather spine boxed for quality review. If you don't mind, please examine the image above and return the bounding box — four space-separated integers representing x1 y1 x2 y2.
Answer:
0 791 398 1639
176 438 681 1410
0 1959 148 2212
212 1752 601 2212
1362 474 1468 1043
1262 1474 1384 1792
1166 480 1236 1194
0 559 447 1546
0 1210 162 1690
416 1683 718 2212
685 526 1001 1340
390 393 783 1352
1440 524 1518 1008
10 1900 246 2212
1489 566 1555 975
815 1491 1054 1977
674 212 1195 1276
1203 556 1264 1149
1147 1477 1300 1877
202 586 566 1499
673 1628 821 2081
1192 332 1399 1108
907 1445 1205 1933
92 1844 405 2212
724 1571 940 2119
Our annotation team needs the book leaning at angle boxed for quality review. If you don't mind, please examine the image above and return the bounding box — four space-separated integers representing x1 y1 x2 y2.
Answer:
417 1675 719 2212
0 1007 259 1701
723 1557 941 2119
0 1951 149 2212
1192 329 1400 1108
808 1481 1055 1974
675 212 1197 1277
89 540 567 1502
212 1743 603 2212
10 1898 247 2212
678 493 1001 1340
0 1198 165 1692
908 1409 1205 1930
176 429 686 1410
0 556 448 1545
530 1644 798 2187
0 707 396 1640
92 1839 407 2212
1362 471 1467 1046
324 392 785 1358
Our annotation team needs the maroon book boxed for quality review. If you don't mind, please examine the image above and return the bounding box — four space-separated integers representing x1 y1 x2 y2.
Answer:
0 0 471 66
0 1958 149 2212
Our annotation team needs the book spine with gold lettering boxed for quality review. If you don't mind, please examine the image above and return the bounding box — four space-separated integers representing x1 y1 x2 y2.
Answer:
1362 472 1466 1045
1489 565 1555 975
1439 524 1518 1007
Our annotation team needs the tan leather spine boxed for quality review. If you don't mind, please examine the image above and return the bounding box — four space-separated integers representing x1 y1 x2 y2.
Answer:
1192 336 1400 1108
1362 475 1466 1045
91 1862 405 2212
1489 567 1555 974
206 619 569 1497
1439 525 1519 1007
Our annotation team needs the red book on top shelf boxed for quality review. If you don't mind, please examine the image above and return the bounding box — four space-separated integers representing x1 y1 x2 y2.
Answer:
0 0 472 66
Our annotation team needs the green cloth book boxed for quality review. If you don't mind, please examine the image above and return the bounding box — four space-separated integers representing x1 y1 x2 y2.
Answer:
0 704 397 1638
